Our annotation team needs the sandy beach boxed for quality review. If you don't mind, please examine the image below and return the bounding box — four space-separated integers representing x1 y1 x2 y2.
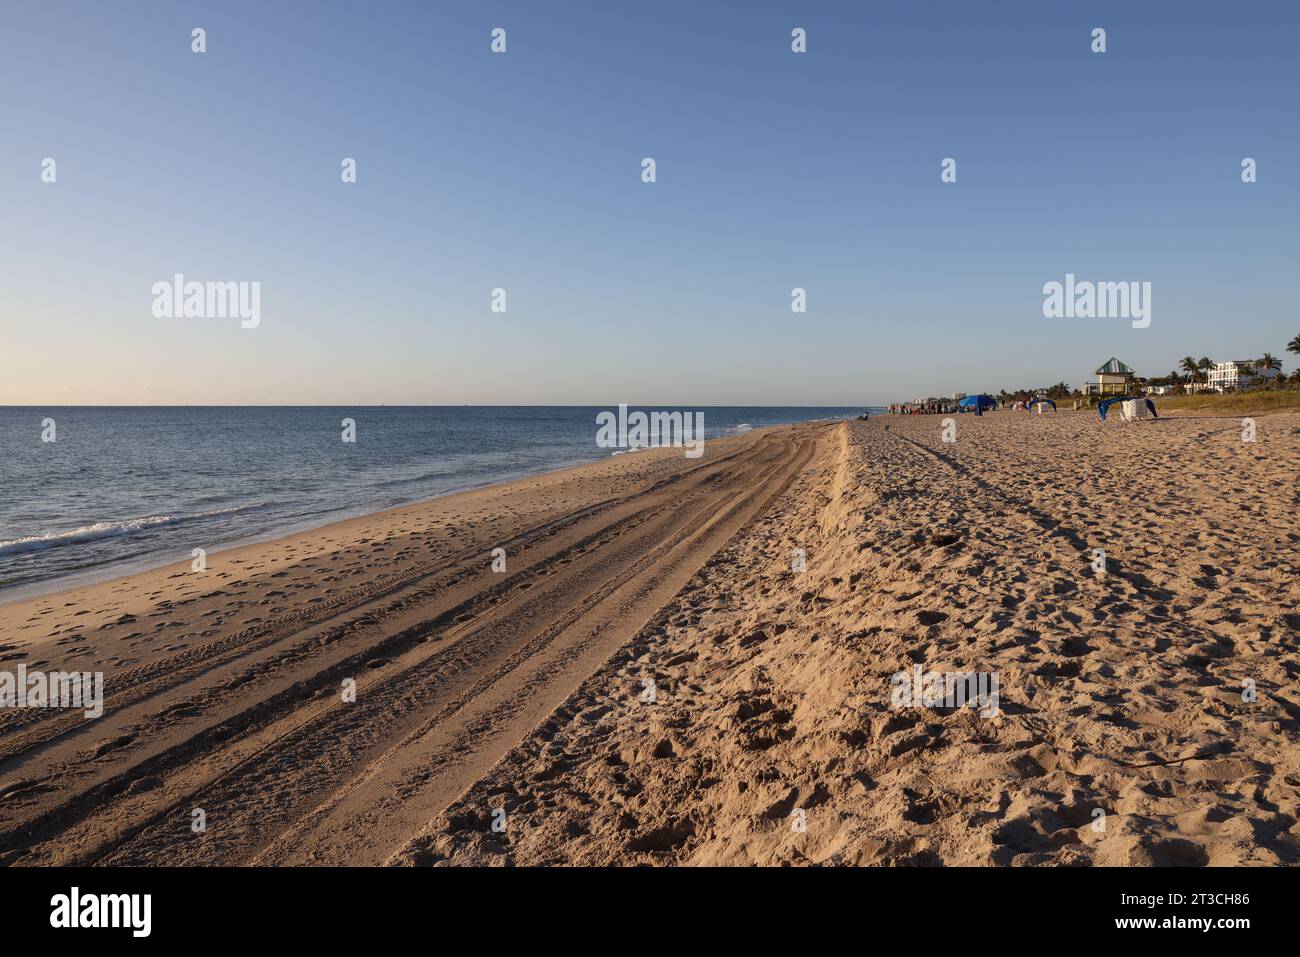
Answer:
419 408 1300 867
0 425 818 864
2 410 1298 867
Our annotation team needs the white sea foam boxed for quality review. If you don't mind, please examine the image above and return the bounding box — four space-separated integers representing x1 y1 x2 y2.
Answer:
0 505 263 557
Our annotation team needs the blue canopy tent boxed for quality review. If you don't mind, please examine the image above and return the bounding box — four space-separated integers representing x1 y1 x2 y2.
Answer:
1027 397 1057 412
958 394 997 416
1097 395 1158 422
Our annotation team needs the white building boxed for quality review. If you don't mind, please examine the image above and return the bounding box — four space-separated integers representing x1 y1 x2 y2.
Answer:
1207 360 1280 392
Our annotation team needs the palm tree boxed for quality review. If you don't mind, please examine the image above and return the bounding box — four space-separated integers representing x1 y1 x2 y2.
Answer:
1194 356 1213 387
1180 356 1199 376
1287 334 1300 358
1250 352 1281 390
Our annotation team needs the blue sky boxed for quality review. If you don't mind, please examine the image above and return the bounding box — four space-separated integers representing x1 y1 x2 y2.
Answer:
2 0 1297 405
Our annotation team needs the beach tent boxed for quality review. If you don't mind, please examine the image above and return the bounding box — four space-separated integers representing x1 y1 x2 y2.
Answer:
1097 395 1158 422
1119 399 1156 422
1027 397 1057 412
958 394 997 413
1097 395 1129 421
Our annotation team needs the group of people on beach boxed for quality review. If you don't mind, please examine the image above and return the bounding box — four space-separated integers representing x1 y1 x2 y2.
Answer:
888 401 962 415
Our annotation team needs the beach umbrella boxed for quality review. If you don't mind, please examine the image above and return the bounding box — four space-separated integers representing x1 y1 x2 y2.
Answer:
957 394 997 413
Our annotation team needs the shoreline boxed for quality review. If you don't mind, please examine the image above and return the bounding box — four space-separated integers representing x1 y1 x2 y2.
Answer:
3 411 1295 866
0 417 854 608
0 424 787 620
0 451 602 609
2 408 873 600
0 420 830 865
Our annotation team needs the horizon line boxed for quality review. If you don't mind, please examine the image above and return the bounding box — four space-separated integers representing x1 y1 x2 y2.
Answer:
0 402 884 409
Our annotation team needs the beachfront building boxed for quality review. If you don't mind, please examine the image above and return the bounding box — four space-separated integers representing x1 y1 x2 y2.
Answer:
1207 360 1281 392
1080 357 1136 396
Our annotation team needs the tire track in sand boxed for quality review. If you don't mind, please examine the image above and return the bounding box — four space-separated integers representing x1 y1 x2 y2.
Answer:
1 425 824 865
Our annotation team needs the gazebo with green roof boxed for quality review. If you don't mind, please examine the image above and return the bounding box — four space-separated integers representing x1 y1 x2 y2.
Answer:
1082 357 1136 396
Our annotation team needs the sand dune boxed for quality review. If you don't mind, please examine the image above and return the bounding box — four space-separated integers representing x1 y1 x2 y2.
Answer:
2 410 1297 867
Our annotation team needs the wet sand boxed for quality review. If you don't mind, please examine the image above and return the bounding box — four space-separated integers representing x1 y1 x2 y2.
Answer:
0 425 819 864
3 410 1298 866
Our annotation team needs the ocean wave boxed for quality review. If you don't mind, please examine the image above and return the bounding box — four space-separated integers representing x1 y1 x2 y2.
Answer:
0 504 266 557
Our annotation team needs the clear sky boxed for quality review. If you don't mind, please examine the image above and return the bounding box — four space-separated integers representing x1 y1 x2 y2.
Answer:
2 1 1297 406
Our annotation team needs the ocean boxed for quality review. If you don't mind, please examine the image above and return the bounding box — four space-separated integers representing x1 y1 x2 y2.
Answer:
0 406 872 598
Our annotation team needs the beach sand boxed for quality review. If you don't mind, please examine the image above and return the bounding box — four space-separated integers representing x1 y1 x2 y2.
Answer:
2 410 1298 866
0 425 818 864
